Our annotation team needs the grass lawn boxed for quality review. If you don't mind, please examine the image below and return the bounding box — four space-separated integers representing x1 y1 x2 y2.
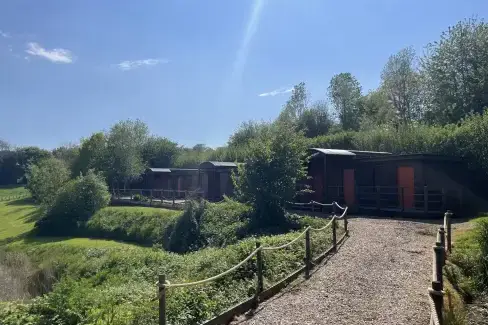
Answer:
0 185 30 198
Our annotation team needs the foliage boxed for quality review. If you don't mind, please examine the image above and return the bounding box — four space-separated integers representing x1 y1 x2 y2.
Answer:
358 89 396 129
234 122 308 228
0 139 10 151
328 72 362 131
106 119 149 186
381 47 422 123
25 157 70 206
228 121 271 148
36 170 110 235
72 132 108 178
142 136 179 168
52 144 80 175
421 18 488 124
297 100 333 137
278 82 309 122
167 199 206 253
85 206 180 246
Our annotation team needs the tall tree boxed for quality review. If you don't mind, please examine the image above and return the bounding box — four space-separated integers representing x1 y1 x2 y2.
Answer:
297 100 333 137
381 47 422 124
278 82 309 122
72 132 108 177
421 18 488 124
358 89 396 130
106 119 149 187
52 144 80 174
327 73 362 131
142 136 180 167
0 139 10 151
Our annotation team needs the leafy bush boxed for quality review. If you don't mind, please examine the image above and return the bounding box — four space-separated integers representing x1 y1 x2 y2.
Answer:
85 207 180 246
2 216 341 325
132 193 148 202
234 121 309 228
35 170 110 235
25 157 70 206
167 199 206 253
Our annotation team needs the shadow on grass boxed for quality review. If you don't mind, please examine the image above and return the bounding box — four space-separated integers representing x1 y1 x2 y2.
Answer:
6 197 36 206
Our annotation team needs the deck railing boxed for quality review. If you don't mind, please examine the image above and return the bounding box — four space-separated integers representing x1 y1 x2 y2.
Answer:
428 210 453 325
156 202 349 325
111 188 204 208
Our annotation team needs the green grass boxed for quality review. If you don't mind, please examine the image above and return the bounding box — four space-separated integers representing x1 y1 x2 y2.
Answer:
0 199 38 242
0 186 30 198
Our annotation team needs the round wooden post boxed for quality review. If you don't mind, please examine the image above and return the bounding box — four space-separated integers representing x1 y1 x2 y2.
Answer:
255 242 263 306
438 226 446 265
344 214 349 236
332 204 337 216
444 210 452 253
332 217 337 252
304 228 311 279
158 275 166 325
433 241 444 288
430 281 444 325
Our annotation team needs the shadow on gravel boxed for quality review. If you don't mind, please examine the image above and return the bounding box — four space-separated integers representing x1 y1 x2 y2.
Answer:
345 214 472 225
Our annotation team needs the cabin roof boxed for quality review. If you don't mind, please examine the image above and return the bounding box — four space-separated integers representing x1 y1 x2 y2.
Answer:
148 168 171 173
200 161 238 168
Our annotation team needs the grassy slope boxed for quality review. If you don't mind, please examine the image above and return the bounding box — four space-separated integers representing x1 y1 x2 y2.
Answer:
0 187 339 325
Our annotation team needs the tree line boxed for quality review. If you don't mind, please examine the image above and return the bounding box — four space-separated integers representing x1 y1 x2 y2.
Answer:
2 18 488 188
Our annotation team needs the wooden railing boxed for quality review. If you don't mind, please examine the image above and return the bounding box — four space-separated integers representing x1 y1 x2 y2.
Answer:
111 188 204 208
428 210 453 325
156 202 349 325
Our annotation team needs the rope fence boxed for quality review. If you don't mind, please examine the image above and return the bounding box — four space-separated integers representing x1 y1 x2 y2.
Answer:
428 210 453 325
157 201 349 325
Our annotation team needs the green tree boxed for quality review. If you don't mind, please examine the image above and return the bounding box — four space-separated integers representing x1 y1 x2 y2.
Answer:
358 89 396 130
25 157 70 206
421 18 488 124
52 144 80 174
36 170 111 235
278 82 309 122
328 73 362 130
0 139 10 151
233 122 308 227
106 119 148 187
72 132 108 177
381 47 422 124
297 100 333 137
142 136 179 167
15 147 52 183
228 121 271 148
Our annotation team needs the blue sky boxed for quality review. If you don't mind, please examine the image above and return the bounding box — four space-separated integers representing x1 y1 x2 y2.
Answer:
1 0 487 149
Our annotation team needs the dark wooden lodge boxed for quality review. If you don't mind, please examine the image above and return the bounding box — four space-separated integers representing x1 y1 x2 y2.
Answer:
198 161 237 201
304 148 487 216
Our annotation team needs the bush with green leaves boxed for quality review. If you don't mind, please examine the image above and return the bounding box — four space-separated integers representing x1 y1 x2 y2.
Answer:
234 121 309 228
25 157 70 206
1 215 340 325
35 170 111 235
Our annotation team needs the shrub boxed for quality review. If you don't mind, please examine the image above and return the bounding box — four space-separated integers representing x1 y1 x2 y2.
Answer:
167 199 206 253
132 193 148 202
25 157 70 206
234 121 309 228
35 170 110 235
85 206 180 246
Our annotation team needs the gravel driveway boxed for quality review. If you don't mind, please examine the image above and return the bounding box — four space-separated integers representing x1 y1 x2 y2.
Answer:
234 217 441 325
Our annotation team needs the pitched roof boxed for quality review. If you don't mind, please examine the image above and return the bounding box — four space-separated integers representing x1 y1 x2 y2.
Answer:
199 161 238 168
148 168 171 173
310 148 356 156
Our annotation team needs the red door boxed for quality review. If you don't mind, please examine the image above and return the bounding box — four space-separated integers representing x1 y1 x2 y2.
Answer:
397 166 414 209
343 169 355 206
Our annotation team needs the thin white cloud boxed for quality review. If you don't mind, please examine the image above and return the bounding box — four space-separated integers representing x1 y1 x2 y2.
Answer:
25 42 74 63
0 30 11 38
258 87 294 97
116 58 169 71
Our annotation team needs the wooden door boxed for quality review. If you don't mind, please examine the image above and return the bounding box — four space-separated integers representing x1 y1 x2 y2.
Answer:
397 166 414 209
343 169 355 206
312 172 323 202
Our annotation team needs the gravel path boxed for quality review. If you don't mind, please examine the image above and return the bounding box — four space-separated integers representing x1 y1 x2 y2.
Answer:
234 217 441 325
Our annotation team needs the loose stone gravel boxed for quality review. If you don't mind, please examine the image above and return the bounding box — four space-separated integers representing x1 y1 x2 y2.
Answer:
233 217 442 325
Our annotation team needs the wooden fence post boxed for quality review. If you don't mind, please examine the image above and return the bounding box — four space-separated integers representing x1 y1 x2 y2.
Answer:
344 214 349 236
430 281 444 325
172 191 175 207
438 226 446 265
332 218 337 252
304 228 311 279
433 241 444 288
159 275 166 325
332 203 337 216
424 185 428 214
150 189 153 207
255 242 263 306
444 210 452 254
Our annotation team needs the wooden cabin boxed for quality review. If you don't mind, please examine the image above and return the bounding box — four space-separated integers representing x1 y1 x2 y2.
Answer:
198 161 237 201
144 168 199 194
304 148 487 216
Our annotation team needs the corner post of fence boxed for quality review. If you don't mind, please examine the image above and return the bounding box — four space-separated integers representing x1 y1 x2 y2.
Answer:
438 226 446 265
158 275 166 325
304 228 312 279
444 210 452 254
332 203 337 216
430 281 444 325
344 213 349 236
433 241 444 288
255 242 263 306
332 217 337 252
311 201 315 213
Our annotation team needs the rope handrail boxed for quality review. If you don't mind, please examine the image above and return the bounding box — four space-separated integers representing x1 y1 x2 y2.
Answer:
262 227 310 251
159 202 347 289
161 247 261 288
333 201 346 210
